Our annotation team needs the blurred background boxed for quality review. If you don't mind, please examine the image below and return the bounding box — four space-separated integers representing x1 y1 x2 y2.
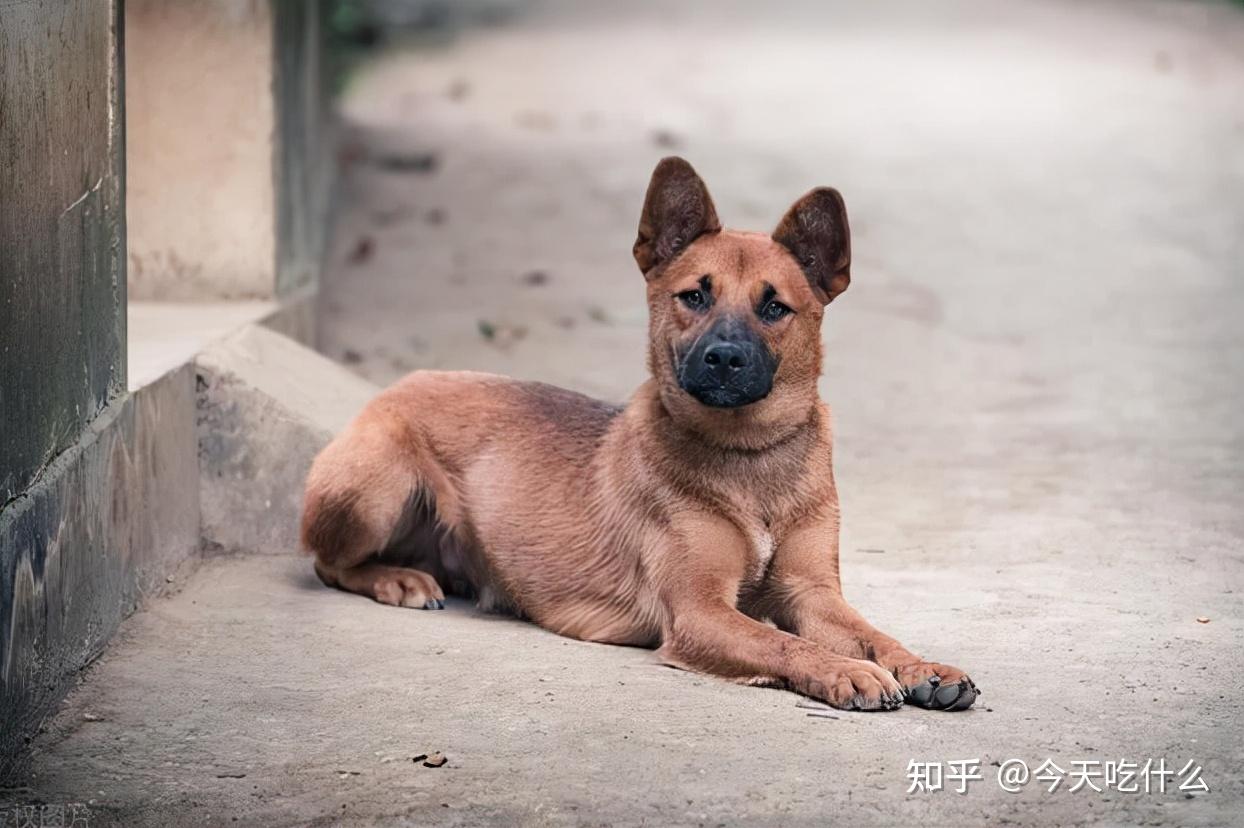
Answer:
2 1 1242 824
317 0 1244 568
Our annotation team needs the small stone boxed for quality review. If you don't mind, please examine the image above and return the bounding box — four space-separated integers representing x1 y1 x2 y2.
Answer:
82 712 103 722
477 319 526 347
347 236 375 264
423 752 447 768
1196 616 1210 624
651 129 682 149
373 152 439 174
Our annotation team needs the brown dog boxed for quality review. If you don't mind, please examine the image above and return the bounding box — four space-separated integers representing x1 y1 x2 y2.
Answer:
301 157 978 711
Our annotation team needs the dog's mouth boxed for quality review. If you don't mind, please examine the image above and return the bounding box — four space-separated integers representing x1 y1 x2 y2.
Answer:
682 381 772 409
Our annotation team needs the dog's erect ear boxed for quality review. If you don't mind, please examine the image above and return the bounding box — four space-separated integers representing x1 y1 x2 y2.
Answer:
633 157 721 277
772 188 851 304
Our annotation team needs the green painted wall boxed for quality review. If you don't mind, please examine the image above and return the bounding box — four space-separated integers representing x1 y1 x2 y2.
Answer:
0 0 127 507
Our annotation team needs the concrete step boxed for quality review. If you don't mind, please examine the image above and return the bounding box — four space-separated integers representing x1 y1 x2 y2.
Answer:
196 324 378 556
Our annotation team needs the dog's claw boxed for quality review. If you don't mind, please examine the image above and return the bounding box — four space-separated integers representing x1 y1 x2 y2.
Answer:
846 690 905 712
423 599 443 610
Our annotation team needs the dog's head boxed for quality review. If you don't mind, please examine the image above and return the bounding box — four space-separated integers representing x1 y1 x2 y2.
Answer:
633 157 851 444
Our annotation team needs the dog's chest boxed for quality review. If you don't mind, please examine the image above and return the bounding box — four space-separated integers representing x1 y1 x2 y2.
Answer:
744 523 777 582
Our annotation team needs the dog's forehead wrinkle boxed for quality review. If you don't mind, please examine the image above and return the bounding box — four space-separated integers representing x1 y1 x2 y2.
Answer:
707 233 805 298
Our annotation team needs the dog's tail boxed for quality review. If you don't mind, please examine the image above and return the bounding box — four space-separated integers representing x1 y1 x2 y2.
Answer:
300 407 461 570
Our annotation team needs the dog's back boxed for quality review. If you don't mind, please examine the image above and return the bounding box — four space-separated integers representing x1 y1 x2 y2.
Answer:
302 370 667 643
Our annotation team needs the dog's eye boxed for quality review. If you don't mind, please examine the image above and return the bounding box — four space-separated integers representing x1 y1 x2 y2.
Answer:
677 289 707 310
759 299 792 323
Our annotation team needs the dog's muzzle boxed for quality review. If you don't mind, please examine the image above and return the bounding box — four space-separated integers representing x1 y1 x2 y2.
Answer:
677 317 777 409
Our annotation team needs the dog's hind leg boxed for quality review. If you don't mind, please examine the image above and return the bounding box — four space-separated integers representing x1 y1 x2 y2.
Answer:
314 559 445 609
301 412 461 610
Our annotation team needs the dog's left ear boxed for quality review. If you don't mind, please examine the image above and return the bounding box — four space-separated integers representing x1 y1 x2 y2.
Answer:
772 188 851 304
633 157 721 278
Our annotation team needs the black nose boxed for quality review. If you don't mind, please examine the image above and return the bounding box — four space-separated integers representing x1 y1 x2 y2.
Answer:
703 342 748 371
677 316 777 409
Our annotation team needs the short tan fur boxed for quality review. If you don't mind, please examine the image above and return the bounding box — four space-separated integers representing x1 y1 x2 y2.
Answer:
302 157 978 711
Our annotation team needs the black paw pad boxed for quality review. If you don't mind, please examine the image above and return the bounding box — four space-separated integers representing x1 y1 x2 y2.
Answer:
906 676 978 711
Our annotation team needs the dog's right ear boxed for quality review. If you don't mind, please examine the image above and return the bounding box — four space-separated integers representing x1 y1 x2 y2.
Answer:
633 157 721 278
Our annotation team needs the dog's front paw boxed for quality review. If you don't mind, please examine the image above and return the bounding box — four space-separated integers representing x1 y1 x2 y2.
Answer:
808 659 906 712
893 662 979 711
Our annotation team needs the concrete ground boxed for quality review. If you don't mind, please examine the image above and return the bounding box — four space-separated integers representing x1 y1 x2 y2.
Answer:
12 1 1244 825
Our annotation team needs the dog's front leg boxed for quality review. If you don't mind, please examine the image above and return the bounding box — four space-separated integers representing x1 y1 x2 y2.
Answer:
765 516 980 711
653 513 904 711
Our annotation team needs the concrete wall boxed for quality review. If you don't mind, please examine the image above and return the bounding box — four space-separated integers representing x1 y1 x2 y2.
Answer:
126 0 331 301
0 0 335 780
274 1 333 298
0 368 200 779
0 0 127 506
0 0 191 776
124 0 276 300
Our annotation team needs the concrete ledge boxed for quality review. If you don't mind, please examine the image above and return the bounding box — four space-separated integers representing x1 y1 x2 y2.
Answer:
1 314 342 781
259 286 319 348
0 365 200 780
196 325 378 555
127 300 278 391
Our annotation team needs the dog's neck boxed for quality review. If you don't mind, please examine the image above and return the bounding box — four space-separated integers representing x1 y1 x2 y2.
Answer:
639 378 822 454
